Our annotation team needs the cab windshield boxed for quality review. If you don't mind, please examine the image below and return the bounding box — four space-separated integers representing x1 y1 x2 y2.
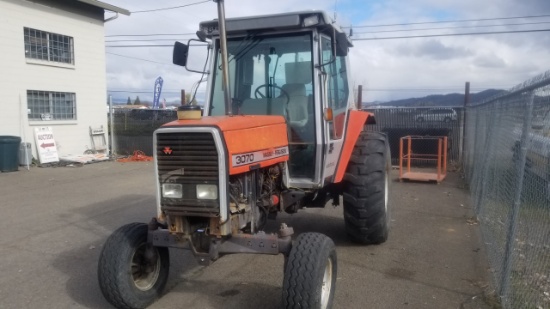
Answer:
210 32 316 178
210 32 313 116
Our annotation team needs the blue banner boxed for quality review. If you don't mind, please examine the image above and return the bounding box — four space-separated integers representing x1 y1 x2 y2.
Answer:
152 76 163 109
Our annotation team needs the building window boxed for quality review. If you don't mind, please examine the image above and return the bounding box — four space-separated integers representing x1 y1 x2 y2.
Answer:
24 28 74 64
27 90 77 120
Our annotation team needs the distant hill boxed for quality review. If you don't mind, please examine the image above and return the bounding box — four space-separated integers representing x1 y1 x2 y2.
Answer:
364 89 504 108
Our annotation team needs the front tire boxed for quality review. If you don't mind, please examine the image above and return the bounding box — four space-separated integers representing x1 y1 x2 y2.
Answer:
98 223 169 309
343 131 391 245
282 233 337 309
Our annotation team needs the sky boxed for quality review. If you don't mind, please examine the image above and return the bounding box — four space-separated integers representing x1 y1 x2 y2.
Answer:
103 0 550 104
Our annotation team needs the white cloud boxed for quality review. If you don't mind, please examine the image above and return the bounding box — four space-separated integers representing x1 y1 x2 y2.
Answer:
104 0 550 103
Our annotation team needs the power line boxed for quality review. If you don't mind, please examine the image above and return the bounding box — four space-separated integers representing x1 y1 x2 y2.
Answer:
105 21 550 39
354 21 550 35
106 45 173 48
108 90 183 94
131 0 210 14
346 14 550 28
106 38 190 43
106 52 171 65
354 28 550 41
105 33 195 37
110 88 185 91
362 88 505 92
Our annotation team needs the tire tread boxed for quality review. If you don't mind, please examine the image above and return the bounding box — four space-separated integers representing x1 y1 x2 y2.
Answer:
282 233 337 309
343 131 390 245
98 223 169 309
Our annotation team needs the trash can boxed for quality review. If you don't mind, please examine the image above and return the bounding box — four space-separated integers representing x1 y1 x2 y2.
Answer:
0 136 22 172
19 142 32 166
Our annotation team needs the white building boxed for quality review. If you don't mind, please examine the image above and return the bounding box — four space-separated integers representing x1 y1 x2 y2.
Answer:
0 0 128 160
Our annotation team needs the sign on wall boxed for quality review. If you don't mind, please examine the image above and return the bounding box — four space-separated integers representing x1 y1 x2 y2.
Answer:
34 127 59 164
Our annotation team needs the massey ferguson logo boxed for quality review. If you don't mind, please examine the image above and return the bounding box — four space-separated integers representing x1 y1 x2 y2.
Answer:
163 147 173 155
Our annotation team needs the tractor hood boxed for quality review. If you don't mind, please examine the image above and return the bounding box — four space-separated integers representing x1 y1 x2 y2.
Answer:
162 114 286 132
160 115 289 175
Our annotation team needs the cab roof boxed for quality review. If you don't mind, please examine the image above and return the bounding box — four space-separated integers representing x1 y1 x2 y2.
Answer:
199 10 352 47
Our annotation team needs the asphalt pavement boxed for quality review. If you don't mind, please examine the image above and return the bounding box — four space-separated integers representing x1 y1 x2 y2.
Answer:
0 161 495 309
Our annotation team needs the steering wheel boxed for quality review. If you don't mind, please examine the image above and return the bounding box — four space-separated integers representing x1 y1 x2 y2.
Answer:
254 84 290 105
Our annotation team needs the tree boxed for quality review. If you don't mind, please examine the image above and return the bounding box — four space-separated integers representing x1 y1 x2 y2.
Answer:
127 97 131 105
134 96 141 105
185 93 197 105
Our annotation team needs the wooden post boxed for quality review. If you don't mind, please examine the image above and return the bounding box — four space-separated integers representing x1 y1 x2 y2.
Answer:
357 85 363 110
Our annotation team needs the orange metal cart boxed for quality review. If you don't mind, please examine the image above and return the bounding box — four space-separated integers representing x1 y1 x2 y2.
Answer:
399 135 447 183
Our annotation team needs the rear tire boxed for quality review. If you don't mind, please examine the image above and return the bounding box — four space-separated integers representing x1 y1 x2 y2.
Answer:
282 233 337 309
343 131 391 245
98 223 169 309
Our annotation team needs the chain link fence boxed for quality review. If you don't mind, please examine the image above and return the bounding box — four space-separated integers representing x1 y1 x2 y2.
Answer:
109 109 177 156
112 106 464 163
464 71 550 309
364 107 463 166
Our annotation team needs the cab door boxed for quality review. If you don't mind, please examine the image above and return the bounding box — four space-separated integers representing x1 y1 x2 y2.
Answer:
319 36 350 184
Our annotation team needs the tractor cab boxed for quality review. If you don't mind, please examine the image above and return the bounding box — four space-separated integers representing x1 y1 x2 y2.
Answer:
175 11 354 188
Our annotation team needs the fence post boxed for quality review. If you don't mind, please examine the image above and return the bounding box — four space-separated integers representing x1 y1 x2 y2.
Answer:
459 82 470 164
474 100 500 212
499 90 535 308
463 108 473 180
470 107 484 212
357 85 363 110
181 86 189 105
109 95 115 156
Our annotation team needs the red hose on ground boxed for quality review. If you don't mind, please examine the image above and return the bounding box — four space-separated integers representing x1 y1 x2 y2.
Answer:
117 150 153 162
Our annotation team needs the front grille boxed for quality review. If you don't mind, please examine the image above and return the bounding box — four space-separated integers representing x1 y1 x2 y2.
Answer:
156 132 220 217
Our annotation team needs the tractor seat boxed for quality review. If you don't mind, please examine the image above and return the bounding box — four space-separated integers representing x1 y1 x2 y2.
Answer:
281 83 309 127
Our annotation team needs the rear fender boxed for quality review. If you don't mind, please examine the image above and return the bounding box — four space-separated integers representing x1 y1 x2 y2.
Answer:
333 110 375 183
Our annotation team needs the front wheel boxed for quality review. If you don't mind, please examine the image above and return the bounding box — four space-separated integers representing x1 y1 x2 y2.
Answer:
98 223 169 309
282 233 337 309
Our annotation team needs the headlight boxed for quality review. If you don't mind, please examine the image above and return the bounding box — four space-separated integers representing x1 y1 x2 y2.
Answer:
196 184 218 200
162 183 183 198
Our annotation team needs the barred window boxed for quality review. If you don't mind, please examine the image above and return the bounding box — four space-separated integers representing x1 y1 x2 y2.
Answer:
24 28 74 64
27 90 77 120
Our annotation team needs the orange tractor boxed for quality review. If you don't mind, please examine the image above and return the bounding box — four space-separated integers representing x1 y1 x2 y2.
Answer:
98 3 391 309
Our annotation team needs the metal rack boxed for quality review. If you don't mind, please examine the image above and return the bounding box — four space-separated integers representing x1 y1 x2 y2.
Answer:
399 135 447 183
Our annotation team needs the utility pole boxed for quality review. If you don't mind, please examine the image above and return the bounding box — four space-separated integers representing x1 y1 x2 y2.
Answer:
181 89 186 105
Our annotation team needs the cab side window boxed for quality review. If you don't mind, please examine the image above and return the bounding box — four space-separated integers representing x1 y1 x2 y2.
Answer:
321 37 349 139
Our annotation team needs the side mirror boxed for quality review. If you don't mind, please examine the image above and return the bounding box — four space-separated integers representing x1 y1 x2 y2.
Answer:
173 41 189 67
173 40 210 74
335 32 349 57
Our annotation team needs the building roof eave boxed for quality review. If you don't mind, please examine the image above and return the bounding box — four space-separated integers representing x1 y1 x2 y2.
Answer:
76 0 130 16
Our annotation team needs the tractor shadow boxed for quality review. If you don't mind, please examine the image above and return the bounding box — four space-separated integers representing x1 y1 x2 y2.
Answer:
266 208 356 247
50 194 373 308
50 194 199 308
